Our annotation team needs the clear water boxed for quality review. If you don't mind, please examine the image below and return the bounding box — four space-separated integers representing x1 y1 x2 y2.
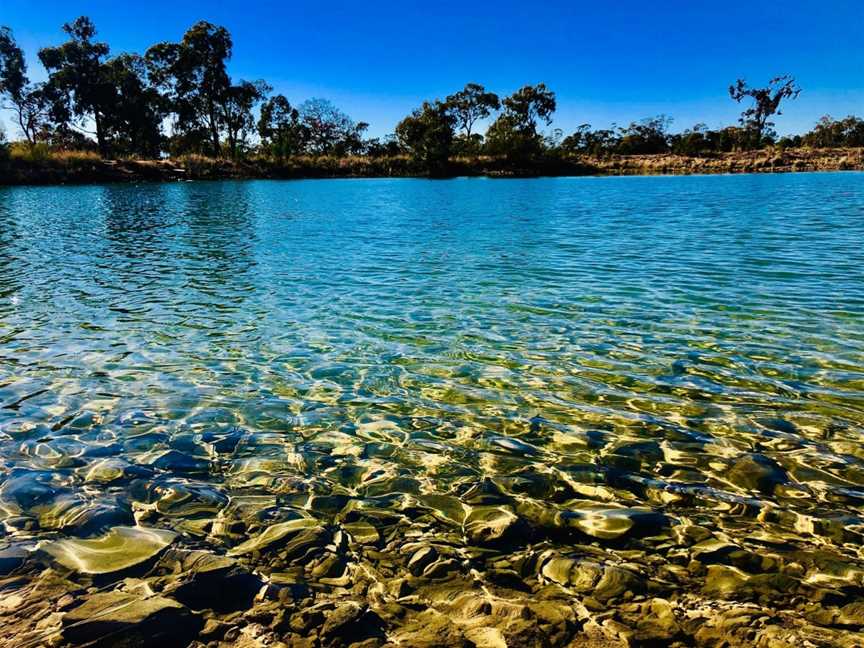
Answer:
1 174 864 642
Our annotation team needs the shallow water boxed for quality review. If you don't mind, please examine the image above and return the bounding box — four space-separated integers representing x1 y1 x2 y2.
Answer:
1 174 864 645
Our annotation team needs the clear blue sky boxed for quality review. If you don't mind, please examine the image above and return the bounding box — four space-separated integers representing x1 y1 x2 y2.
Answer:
2 0 862 138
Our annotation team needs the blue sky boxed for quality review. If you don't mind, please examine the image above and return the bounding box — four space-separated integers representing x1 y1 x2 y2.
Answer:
2 0 863 138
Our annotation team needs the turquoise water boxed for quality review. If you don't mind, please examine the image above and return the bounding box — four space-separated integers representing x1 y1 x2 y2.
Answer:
1 173 864 644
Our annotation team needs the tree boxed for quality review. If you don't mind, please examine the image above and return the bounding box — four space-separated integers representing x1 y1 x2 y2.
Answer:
102 54 164 156
485 83 556 161
395 100 455 172
146 21 232 156
560 124 618 156
38 17 114 156
616 115 672 154
729 75 801 148
365 134 402 158
220 79 270 158
298 98 362 155
257 94 307 159
445 83 500 139
0 26 51 146
802 115 864 148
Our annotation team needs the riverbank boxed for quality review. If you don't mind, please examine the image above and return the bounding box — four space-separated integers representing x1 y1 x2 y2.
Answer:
0 147 862 185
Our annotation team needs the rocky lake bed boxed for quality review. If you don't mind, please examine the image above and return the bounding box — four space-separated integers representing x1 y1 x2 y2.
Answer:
1 174 863 646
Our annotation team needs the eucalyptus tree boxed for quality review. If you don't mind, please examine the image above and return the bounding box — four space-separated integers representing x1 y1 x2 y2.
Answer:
803 115 864 148
220 79 271 158
0 26 51 146
37 17 115 155
257 94 307 159
485 83 556 160
92 54 164 156
395 100 456 172
615 115 673 154
146 21 232 155
445 83 500 139
729 75 801 148
298 98 364 155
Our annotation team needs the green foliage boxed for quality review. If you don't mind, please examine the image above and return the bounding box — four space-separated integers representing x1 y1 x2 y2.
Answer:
221 79 270 158
0 26 27 99
1 26 52 146
484 84 556 162
615 116 672 155
298 98 366 156
38 17 113 155
729 76 801 148
10 140 50 162
445 83 499 138
364 135 402 158
146 21 232 155
102 54 165 157
560 124 617 156
802 115 864 148
395 100 455 173
258 94 306 159
3 15 860 169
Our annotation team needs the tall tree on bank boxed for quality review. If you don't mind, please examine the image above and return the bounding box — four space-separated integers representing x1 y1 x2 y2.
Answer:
257 94 307 159
445 83 500 139
38 17 113 156
395 100 456 173
146 21 232 156
0 26 51 146
485 83 556 161
298 98 366 155
729 75 801 148
103 54 165 156
220 79 270 158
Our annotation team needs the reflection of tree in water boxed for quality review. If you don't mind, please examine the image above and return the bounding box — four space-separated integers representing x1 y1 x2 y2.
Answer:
0 189 22 310
101 183 175 259
176 181 258 287
96 182 260 312
170 182 269 408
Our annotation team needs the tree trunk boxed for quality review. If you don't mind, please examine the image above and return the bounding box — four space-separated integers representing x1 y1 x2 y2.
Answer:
16 107 33 147
94 111 109 158
208 104 221 157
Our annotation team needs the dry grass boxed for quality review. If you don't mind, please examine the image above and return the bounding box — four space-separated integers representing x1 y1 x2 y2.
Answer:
9 143 100 166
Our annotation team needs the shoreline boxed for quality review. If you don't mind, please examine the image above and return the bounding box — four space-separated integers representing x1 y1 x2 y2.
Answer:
0 147 862 186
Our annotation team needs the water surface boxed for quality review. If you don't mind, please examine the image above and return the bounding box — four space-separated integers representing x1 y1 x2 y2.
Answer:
1 174 864 645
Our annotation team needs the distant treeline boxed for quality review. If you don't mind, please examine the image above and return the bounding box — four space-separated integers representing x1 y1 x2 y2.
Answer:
1 17 863 173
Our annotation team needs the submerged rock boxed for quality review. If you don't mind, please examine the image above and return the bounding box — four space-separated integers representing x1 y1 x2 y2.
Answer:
0 544 28 575
148 449 211 475
62 590 202 647
35 494 134 536
80 457 152 484
228 517 320 557
540 554 644 601
463 506 527 547
158 549 264 612
725 453 790 495
40 526 176 574
558 505 670 540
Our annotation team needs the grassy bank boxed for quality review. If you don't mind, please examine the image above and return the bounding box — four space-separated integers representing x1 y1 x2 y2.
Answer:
0 147 862 186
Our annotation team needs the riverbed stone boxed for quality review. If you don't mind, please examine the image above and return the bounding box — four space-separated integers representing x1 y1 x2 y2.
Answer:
40 526 176 575
62 590 203 646
726 453 790 494
463 506 526 546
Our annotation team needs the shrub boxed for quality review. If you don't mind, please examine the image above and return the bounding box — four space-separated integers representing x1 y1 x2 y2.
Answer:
10 141 51 162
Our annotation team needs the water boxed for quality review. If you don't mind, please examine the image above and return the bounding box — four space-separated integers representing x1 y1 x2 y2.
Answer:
1 174 864 645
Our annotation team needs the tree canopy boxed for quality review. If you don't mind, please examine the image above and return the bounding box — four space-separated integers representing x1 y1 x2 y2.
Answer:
729 75 801 147
1 16 856 171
